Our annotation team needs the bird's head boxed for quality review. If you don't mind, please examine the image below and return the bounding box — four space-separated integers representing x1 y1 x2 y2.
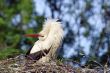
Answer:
24 29 50 41
24 20 51 40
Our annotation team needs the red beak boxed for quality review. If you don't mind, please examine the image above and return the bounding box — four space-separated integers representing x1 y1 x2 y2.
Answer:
24 34 42 38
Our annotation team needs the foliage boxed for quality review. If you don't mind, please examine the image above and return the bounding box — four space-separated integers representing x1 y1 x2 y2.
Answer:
0 0 44 50
0 0 44 59
0 48 22 60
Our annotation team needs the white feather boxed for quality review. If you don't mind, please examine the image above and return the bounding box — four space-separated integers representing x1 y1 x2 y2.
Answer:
30 19 64 54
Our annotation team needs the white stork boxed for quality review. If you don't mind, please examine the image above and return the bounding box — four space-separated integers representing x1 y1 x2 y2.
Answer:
25 19 64 62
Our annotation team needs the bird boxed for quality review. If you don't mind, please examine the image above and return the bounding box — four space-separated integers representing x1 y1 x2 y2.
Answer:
24 19 64 62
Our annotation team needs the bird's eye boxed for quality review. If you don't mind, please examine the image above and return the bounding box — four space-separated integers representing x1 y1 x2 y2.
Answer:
41 36 44 37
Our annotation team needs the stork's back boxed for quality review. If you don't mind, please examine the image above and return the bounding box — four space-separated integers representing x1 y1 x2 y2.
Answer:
43 19 64 58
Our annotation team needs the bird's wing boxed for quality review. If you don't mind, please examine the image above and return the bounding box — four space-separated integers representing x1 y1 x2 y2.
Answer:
26 48 50 60
30 41 43 54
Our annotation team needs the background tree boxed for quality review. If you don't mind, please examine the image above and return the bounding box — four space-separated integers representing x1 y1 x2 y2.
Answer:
0 0 44 49
0 0 44 59
38 0 110 66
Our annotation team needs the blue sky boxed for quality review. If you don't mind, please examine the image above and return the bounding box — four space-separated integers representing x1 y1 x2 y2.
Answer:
33 0 108 58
